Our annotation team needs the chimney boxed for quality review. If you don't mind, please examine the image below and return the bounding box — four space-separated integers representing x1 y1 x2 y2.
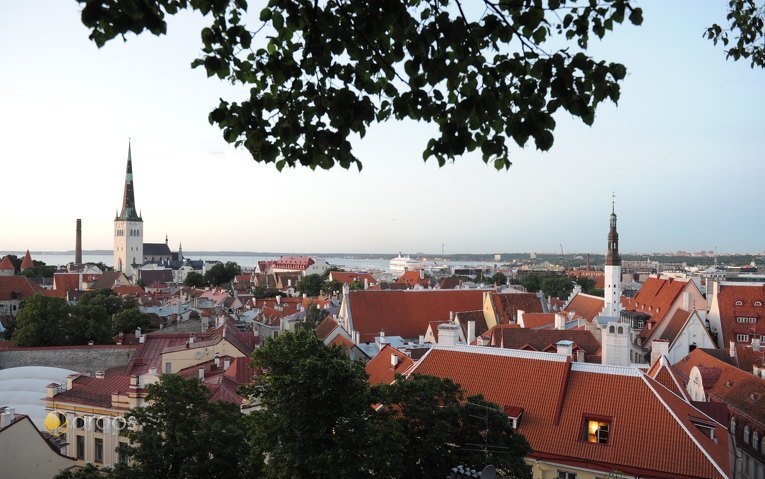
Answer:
378 330 385 350
437 323 460 346
391 354 399 367
139 334 145 344
364 278 369 289
517 309 525 326
419 269 424 280
449 311 455 321
66 374 78 390
651 339 670 366
419 334 425 345
198 367 205 381
556 340 574 358
224 358 231 370
753 338 761 352
46 383 59 398
729 340 736 358
0 410 13 429
586 253 590 272
276 295 281 305
555 313 566 330
355 331 360 344
75 219 82 265
189 334 195 344
576 349 585 362
754 365 762 378
95 371 105 379
467 320 476 344
682 291 690 311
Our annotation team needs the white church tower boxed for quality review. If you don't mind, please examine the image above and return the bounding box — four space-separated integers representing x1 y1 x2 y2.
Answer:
113 142 143 277
603 197 622 318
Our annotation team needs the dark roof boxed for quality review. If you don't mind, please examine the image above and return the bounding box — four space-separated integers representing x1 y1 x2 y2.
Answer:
143 243 172 256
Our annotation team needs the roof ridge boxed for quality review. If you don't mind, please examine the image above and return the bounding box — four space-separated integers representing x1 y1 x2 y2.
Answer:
434 344 568 363
659 355 691 403
640 374 731 479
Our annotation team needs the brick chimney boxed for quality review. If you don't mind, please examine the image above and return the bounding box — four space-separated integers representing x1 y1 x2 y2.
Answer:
75 219 82 265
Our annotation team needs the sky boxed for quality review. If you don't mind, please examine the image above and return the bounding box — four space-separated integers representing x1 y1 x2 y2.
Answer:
1 1 763 255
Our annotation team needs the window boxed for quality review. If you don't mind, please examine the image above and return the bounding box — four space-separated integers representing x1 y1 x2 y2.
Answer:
755 301 763 307
744 425 751 444
76 435 85 460
165 362 172 374
557 472 577 479
737 334 750 342
117 442 129 465
731 416 737 434
737 317 757 323
74 416 85 429
754 431 760 450
736 300 744 306
94 438 104 464
585 418 610 444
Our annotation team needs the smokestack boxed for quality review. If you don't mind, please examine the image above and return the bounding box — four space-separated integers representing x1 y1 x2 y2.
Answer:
586 253 590 272
75 219 82 265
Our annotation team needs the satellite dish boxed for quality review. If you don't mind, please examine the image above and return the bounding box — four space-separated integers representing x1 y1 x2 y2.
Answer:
480 465 496 479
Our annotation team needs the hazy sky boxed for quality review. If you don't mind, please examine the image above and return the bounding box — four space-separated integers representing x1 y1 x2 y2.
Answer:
1 2 763 255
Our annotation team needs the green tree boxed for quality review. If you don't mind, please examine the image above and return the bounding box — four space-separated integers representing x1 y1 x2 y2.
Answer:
76 0 646 171
303 304 329 330
54 464 115 479
120 374 250 479
204 262 241 286
489 272 508 286
707 0 765 68
112 307 151 336
11 294 70 347
348 280 364 291
21 260 57 278
296 274 323 297
244 329 384 478
78 289 136 317
321 266 343 281
540 275 575 299
320 279 343 296
183 271 206 287
253 285 282 298
375 375 531 479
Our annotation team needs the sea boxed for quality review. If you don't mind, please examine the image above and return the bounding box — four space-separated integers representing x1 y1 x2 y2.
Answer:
2 252 498 276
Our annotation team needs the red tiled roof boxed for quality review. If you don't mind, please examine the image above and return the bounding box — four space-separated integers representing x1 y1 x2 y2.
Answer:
51 374 132 408
438 277 462 289
648 356 690 402
481 326 601 359
347 289 489 342
20 250 33 270
273 256 315 270
125 332 214 376
715 283 765 345
410 346 732 479
314 316 340 341
455 310 488 341
395 271 429 288
0 256 15 271
223 357 258 384
563 293 604 322
490 292 545 324
520 312 556 329
330 271 376 286
113 285 144 296
53 273 80 292
365 344 414 385
629 277 691 338
0 276 44 301
674 348 765 430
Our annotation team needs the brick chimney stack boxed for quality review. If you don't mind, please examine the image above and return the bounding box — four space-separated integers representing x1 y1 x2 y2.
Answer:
75 219 83 265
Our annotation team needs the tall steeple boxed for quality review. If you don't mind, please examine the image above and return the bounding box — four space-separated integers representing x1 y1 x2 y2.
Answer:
605 193 620 267
603 193 622 318
118 141 141 221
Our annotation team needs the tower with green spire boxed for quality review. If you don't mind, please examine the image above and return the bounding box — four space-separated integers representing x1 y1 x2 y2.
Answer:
114 141 143 277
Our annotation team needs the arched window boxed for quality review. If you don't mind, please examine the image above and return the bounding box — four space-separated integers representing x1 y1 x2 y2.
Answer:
744 424 750 444
618 326 624 334
754 431 760 450
609 325 615 333
731 416 737 433
755 301 762 307
736 300 743 306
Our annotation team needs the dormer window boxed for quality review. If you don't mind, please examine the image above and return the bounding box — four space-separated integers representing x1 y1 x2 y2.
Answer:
744 425 751 444
736 300 744 306
584 417 610 444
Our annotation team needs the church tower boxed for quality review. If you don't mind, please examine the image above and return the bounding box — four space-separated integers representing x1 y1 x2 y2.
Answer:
114 142 143 277
603 197 622 317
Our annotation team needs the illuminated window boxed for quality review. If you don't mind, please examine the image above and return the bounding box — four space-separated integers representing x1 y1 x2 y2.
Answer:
585 418 610 444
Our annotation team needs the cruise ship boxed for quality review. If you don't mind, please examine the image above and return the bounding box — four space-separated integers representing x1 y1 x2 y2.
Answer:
389 254 422 272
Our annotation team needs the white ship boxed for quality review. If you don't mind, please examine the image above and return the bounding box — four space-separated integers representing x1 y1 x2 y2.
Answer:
389 254 422 272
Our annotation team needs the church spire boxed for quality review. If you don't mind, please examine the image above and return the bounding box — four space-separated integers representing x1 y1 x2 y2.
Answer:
606 193 620 266
118 140 141 221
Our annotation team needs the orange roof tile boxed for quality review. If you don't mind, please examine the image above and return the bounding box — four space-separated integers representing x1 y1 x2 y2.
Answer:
347 289 489 342
0 276 44 301
395 271 430 288
410 346 732 479
714 283 765 346
314 316 340 341
365 344 414 385
520 312 556 329
330 271 377 286
490 292 544 323
20 250 33 270
481 326 601 359
0 256 15 271
563 293 604 322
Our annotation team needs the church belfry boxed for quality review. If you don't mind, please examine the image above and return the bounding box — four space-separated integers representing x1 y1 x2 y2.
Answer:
603 196 622 317
114 141 143 277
